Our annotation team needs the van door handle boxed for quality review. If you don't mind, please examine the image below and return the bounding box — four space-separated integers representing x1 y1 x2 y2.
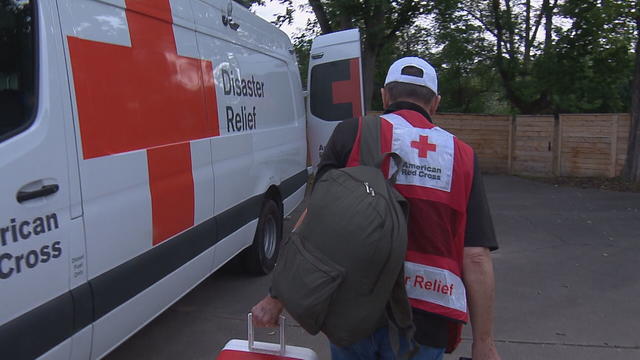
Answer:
17 184 59 203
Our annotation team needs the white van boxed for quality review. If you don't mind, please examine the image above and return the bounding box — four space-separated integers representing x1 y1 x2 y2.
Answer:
0 1 363 359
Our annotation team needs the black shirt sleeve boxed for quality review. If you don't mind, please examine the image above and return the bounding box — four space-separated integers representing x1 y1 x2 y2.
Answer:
315 117 359 183
464 154 499 250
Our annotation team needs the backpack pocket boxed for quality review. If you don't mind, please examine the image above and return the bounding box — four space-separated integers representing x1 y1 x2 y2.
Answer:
272 232 345 335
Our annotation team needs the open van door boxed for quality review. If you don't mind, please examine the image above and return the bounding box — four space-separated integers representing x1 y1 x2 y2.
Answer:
307 29 364 170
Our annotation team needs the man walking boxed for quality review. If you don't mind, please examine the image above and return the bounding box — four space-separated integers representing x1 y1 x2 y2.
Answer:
253 57 500 360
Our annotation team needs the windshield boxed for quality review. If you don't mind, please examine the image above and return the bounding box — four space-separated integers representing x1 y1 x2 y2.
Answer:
0 0 35 141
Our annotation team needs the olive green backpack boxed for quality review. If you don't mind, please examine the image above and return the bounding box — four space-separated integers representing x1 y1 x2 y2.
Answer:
271 115 414 348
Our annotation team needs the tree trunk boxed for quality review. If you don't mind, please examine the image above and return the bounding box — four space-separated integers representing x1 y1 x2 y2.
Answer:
524 0 531 66
362 47 378 111
503 0 517 62
544 0 556 53
491 0 521 111
623 11 640 182
361 1 386 111
308 0 332 34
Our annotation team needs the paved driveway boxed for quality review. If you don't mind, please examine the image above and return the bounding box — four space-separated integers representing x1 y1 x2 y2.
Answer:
107 175 640 360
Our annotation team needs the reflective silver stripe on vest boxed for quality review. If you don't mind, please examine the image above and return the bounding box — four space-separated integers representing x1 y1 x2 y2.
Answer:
404 260 467 313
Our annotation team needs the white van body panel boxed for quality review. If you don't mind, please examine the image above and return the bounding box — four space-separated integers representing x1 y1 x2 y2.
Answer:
70 327 93 360
169 0 196 28
212 221 257 271
90 247 215 359
40 340 72 360
58 0 132 47
283 185 307 217
194 0 292 59
74 152 153 278
191 140 216 226
311 28 360 50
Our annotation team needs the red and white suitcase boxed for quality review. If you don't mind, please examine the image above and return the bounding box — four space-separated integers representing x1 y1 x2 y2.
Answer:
216 314 319 360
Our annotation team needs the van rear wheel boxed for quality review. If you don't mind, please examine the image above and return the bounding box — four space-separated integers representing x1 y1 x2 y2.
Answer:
244 199 282 275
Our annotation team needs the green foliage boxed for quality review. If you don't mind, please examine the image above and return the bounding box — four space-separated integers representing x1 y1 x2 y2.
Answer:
0 0 33 75
415 0 637 114
260 0 637 115
292 24 317 88
549 0 636 112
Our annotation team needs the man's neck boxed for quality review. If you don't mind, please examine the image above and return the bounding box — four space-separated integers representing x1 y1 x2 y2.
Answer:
384 101 433 124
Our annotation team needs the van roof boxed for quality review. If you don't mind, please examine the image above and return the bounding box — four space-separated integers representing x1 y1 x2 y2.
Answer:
233 3 293 58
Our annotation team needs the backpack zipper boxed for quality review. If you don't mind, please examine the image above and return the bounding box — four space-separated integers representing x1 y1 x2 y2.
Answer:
364 182 375 196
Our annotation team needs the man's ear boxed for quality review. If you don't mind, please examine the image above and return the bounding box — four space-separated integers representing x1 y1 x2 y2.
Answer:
428 95 441 115
381 88 389 109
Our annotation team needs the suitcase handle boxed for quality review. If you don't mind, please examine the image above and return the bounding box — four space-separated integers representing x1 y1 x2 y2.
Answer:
247 313 286 355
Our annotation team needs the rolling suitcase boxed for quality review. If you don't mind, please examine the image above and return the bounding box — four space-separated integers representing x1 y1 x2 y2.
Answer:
216 314 319 360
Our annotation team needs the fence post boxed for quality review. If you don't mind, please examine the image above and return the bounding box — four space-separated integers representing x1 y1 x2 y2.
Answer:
508 115 516 174
610 115 619 178
553 114 562 176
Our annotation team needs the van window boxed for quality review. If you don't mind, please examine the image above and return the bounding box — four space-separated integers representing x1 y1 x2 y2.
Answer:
309 59 356 122
0 0 36 142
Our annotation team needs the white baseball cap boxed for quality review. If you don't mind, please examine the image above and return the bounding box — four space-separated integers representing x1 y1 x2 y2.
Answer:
384 57 438 94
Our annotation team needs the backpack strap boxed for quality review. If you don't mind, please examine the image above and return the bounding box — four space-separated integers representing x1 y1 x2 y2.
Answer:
359 114 382 167
360 114 414 357
387 268 418 359
360 115 404 183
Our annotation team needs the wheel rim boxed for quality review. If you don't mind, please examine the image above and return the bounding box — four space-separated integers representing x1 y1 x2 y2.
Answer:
263 214 277 259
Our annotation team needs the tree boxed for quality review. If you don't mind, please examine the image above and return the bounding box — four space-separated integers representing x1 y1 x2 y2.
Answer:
437 0 562 114
255 0 635 116
550 0 635 113
416 2 509 113
624 0 640 182
421 0 635 114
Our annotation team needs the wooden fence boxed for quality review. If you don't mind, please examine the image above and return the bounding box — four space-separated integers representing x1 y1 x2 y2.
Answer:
434 114 512 173
432 113 631 177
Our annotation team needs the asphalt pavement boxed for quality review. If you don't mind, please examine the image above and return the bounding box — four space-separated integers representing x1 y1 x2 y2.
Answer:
106 175 640 360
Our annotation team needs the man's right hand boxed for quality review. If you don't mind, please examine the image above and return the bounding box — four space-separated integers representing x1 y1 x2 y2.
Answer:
472 339 501 360
251 295 284 328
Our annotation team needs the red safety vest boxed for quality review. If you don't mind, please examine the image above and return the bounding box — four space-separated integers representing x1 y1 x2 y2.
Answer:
346 110 475 350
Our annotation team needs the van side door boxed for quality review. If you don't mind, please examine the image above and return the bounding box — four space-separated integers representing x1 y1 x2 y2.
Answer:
307 29 364 170
0 1 86 359
57 0 216 357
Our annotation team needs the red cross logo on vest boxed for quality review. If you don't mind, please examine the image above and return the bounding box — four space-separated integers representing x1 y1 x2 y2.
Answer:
67 0 219 245
411 135 437 158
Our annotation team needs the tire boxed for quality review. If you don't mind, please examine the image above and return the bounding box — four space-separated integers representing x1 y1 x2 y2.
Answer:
244 199 283 275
